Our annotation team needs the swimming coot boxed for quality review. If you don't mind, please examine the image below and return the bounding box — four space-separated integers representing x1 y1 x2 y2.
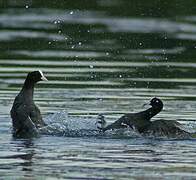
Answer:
10 70 48 138
100 97 163 133
98 97 191 138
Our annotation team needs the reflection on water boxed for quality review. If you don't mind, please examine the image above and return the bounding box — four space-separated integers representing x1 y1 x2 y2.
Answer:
0 0 196 179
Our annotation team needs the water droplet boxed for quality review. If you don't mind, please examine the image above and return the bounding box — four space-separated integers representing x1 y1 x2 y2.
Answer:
58 30 62 34
25 5 29 9
54 20 61 24
106 52 109 56
139 42 143 46
71 45 75 49
78 42 82 46
119 75 122 78
70 11 73 15
89 65 94 69
48 41 52 45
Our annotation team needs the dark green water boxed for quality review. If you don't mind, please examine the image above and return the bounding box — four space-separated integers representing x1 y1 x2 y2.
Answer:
0 1 196 179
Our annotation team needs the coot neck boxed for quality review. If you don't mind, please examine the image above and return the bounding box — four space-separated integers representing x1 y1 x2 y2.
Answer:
20 79 36 102
144 106 162 120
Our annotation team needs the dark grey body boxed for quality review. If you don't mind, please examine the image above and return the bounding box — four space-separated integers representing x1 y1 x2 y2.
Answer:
10 71 46 138
101 98 192 138
142 120 191 138
11 89 45 138
102 109 153 133
102 113 191 138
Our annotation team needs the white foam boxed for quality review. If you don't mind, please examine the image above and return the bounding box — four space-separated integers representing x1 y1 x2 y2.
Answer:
39 111 141 138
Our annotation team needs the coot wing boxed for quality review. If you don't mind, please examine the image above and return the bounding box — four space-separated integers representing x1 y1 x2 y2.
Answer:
13 106 39 138
144 120 190 138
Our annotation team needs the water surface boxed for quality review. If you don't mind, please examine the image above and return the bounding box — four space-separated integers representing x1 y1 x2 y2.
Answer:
0 1 196 179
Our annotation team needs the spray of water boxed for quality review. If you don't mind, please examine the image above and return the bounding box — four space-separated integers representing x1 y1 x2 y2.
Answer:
39 111 141 138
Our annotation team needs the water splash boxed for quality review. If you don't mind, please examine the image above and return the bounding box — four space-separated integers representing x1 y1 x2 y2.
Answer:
184 122 196 133
39 111 141 138
39 111 103 137
38 111 196 139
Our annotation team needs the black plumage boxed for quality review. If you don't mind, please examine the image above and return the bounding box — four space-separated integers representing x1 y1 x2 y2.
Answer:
100 98 191 138
142 119 190 138
10 71 47 138
101 97 163 133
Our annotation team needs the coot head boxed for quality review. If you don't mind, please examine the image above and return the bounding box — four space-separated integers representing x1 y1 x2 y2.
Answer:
26 70 48 83
149 97 163 110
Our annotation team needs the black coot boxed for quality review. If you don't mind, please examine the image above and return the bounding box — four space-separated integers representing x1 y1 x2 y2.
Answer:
99 97 191 138
100 97 163 133
10 70 48 138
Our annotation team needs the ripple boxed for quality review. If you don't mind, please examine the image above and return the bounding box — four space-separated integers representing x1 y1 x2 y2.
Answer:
3 59 196 68
125 47 185 55
0 30 65 41
1 9 196 35
11 50 107 58
175 33 196 41
124 78 196 83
